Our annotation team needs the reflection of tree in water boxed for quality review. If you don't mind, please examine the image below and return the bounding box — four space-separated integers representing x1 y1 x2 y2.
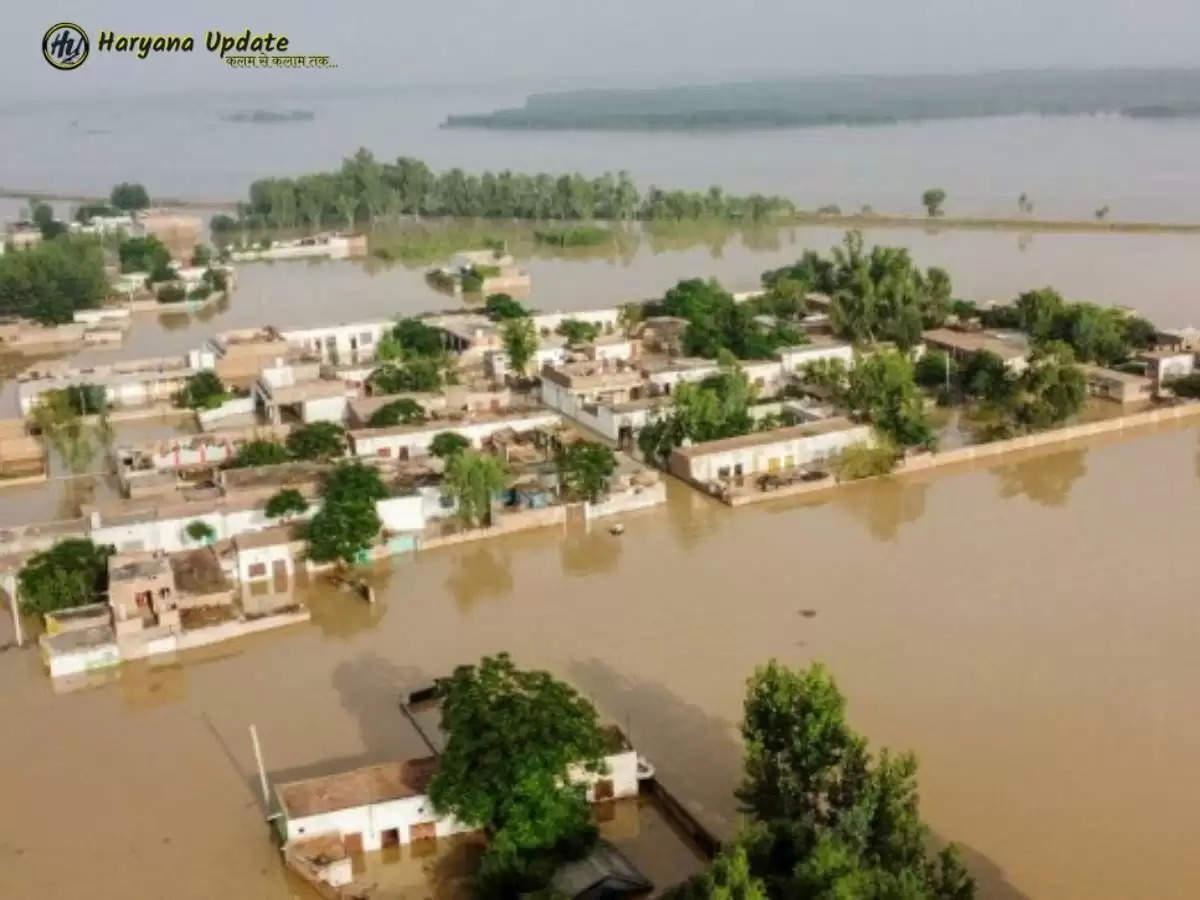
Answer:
444 547 513 613
994 448 1088 508
1017 232 1033 253
560 528 622 577
835 477 929 542
193 291 230 322
158 311 192 331
665 482 726 550
305 570 387 638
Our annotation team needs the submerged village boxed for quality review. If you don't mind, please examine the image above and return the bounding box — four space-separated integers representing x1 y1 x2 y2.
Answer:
5 182 1200 899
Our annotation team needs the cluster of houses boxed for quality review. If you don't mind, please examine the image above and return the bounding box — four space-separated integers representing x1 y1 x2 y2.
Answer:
5 208 204 259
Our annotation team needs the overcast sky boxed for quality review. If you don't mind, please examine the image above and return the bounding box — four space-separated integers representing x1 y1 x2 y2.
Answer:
8 0 1199 103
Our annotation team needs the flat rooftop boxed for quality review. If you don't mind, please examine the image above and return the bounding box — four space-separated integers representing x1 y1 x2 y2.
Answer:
673 416 863 458
110 555 172 582
1079 364 1154 386
922 328 1030 360
276 757 439 819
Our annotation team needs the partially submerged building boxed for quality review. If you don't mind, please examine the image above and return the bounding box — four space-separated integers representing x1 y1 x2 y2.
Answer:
1079 365 1155 404
922 327 1030 372
668 417 872 485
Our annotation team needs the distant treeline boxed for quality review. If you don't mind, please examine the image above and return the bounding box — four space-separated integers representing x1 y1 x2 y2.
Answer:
444 68 1200 131
212 150 796 232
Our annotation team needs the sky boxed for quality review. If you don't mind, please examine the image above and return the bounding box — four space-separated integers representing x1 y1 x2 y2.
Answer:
6 0 1199 104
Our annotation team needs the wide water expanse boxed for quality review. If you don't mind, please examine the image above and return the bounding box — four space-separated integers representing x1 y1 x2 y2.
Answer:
2 423 1199 899
7 85 1200 221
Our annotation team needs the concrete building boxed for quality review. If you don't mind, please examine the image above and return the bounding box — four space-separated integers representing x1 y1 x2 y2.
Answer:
1154 327 1200 352
922 328 1030 372
669 417 873 484
207 327 310 390
1079 365 1155 404
228 233 367 262
1138 348 1195 389
254 363 350 425
17 350 215 415
280 320 391 366
348 408 560 460
234 525 300 585
107 552 181 638
275 732 640 853
776 340 855 374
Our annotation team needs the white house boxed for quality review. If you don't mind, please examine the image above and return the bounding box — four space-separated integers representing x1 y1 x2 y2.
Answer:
279 320 391 365
669 417 873 483
348 409 560 460
275 739 640 852
254 363 350 425
776 340 855 374
234 525 300 584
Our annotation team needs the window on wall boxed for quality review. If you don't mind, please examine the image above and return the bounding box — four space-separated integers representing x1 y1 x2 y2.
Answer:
247 562 267 578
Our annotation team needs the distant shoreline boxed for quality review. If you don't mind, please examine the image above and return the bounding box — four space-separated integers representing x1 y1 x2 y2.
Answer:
3 188 1199 235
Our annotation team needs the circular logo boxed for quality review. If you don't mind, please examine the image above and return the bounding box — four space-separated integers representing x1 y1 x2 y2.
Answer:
42 23 89 70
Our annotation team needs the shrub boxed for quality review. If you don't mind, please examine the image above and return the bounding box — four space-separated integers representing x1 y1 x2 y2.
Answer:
157 283 187 304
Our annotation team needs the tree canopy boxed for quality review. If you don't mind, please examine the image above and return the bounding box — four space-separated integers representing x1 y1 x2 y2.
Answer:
18 539 111 616
429 431 471 460
651 278 801 360
556 441 617 502
922 187 947 217
286 421 347 461
732 661 975 900
1012 287 1156 365
443 450 508 527
185 521 216 544
845 351 936 448
501 317 538 375
175 371 227 410
306 462 389 565
367 398 426 427
0 235 108 324
638 355 757 466
430 653 610 894
231 151 794 229
265 488 309 520
484 293 530 321
110 182 150 211
118 235 171 275
369 359 444 394
556 318 600 344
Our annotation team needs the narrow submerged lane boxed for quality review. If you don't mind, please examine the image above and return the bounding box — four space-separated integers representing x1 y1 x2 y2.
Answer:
2 424 1200 898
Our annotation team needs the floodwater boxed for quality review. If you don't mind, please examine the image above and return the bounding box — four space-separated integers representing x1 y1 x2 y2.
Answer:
2 420 1200 899
8 87 1200 222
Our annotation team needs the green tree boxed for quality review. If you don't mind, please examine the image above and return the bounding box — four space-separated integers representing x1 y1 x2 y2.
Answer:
1057 303 1128 365
265 488 310 520
31 390 96 474
617 302 644 336
390 317 445 357
429 431 471 460
1015 288 1066 342
737 661 975 900
833 440 899 480
286 422 347 461
914 350 953 389
118 235 171 274
922 187 947 217
175 371 226 410
958 350 1015 404
110 182 150 211
556 318 600 344
30 202 65 240
190 244 212 266
1121 316 1158 351
429 653 610 894
306 462 389 565
228 439 290 469
556 441 617 502
484 293 530 321
0 235 108 324
502 317 538 376
443 450 508 527
664 844 767 900
845 351 935 448
18 539 112 616
368 359 444 393
367 398 426 427
185 520 216 544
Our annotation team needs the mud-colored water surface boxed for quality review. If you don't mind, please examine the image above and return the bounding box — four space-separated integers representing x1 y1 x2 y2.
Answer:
2 421 1199 898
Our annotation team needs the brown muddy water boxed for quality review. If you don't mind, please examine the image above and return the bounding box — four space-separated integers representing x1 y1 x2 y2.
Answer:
2 420 1199 899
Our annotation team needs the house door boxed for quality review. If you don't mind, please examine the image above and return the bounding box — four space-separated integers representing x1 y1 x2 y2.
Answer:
594 778 614 802
271 559 288 591
409 821 437 843
343 832 363 855
380 827 400 849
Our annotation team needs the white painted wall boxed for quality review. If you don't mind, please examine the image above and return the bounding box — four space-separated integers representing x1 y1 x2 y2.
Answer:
533 307 622 336
283 794 469 850
682 424 873 482
301 394 349 424
777 343 854 373
237 544 293 583
280 321 391 364
376 495 425 532
351 411 560 459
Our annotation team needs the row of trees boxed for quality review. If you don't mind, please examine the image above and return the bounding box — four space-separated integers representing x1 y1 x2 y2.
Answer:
988 287 1156 365
763 231 953 350
217 149 796 232
426 653 973 898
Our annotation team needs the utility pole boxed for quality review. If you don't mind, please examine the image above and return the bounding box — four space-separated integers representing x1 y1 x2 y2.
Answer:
8 584 23 647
